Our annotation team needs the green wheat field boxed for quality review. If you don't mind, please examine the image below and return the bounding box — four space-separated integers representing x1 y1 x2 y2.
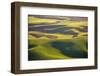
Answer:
28 15 88 61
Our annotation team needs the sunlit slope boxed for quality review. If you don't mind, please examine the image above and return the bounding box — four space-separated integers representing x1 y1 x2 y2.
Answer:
28 31 73 39
28 35 87 60
28 16 87 28
28 15 88 60
28 16 87 38
28 16 58 24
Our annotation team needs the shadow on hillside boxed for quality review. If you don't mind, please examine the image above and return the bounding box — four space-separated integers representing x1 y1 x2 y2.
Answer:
51 41 87 58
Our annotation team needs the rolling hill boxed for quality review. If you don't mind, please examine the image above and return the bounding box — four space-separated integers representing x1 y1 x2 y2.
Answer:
28 15 88 60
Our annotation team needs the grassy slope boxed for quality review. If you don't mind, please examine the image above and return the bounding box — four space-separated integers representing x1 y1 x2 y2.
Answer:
28 16 58 24
28 35 87 60
28 16 87 28
28 16 88 60
28 37 70 60
28 31 73 39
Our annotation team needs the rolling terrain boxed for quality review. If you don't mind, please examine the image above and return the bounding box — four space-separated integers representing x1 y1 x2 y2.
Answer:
28 15 88 60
